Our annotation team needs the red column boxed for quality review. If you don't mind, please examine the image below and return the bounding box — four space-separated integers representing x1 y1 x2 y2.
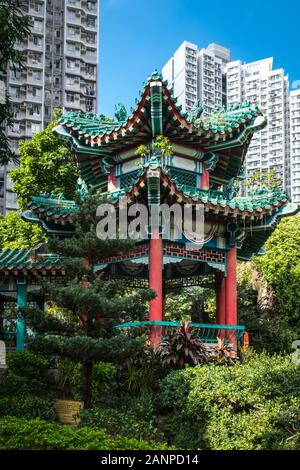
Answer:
225 246 237 350
215 272 226 325
108 168 117 192
149 228 163 345
201 165 209 190
225 246 237 325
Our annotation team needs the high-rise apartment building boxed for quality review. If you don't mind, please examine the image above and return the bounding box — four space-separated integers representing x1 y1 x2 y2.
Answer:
290 89 300 204
1 0 99 214
162 41 231 115
226 58 290 194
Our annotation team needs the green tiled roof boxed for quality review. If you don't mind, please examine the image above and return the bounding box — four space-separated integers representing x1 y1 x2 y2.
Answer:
58 71 265 142
106 162 290 216
27 195 78 223
54 71 267 187
0 248 63 272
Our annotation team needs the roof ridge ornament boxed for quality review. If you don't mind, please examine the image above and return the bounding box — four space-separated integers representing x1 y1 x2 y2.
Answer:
76 177 89 201
187 100 203 124
149 69 163 81
114 103 128 122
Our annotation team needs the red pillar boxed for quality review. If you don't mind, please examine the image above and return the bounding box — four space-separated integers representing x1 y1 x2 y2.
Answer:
225 246 237 350
108 168 117 192
225 246 237 325
149 228 163 345
201 165 209 190
215 272 226 325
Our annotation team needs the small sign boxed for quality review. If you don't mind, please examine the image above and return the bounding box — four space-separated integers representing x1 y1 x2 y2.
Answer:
0 340 6 368
54 399 84 424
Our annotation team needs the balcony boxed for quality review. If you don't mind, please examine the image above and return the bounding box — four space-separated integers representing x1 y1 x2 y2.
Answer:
28 6 44 18
27 41 43 52
66 13 82 26
26 93 43 103
27 59 43 69
26 111 42 121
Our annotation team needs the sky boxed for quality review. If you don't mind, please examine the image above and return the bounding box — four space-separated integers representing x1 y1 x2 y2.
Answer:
99 0 300 116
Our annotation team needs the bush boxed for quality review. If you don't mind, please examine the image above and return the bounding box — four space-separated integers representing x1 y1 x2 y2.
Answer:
118 347 165 395
0 373 46 398
7 351 49 380
0 417 173 450
92 361 117 397
0 395 55 421
57 359 117 402
79 395 159 441
157 352 300 450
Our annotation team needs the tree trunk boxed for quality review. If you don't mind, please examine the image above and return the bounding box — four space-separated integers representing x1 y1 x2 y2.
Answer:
81 359 93 408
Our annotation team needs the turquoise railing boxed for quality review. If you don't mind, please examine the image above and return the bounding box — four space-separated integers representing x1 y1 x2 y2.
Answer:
114 321 245 343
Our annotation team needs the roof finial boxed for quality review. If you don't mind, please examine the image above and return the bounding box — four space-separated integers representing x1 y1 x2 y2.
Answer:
149 69 162 81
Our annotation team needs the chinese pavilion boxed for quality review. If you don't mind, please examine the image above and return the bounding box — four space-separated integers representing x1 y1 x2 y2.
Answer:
0 71 298 349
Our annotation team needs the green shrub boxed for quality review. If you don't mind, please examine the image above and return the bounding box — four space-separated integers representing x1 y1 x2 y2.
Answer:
157 353 300 450
92 361 117 397
57 359 117 402
7 351 49 380
0 417 173 450
118 347 165 395
79 395 159 441
0 395 55 421
0 373 46 398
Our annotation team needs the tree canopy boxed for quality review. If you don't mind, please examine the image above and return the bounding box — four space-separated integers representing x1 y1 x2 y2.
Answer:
10 119 79 211
255 216 300 322
26 192 155 407
0 211 45 250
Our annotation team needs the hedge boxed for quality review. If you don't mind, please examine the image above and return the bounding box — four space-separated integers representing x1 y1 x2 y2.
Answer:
0 417 173 450
157 352 300 450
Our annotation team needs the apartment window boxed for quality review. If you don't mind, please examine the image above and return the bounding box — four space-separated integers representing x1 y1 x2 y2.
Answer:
66 93 75 102
11 69 21 80
67 59 75 69
85 98 94 112
55 44 60 54
87 1 96 11
32 123 41 134
55 30 61 38
32 87 42 98
29 104 40 116
87 17 96 27
67 42 76 52
10 140 19 151
68 27 79 37
86 33 95 44
9 87 20 98
55 60 61 69
34 20 43 32
86 65 95 76
33 36 42 47
68 10 76 21
30 2 40 12
31 53 42 64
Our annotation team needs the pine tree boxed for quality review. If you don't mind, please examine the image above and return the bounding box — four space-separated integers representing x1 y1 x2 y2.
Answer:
26 192 154 407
